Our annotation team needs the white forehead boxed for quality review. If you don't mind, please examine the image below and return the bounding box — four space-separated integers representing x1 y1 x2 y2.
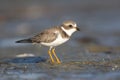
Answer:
73 23 77 27
63 21 77 27
70 23 77 27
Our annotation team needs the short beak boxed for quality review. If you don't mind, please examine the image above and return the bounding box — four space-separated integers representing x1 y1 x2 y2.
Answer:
76 27 80 31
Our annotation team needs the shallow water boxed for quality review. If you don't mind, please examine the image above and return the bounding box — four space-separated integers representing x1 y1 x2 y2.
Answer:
0 0 120 80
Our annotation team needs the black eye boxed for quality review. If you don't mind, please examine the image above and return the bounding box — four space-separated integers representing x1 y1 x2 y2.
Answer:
69 25 73 28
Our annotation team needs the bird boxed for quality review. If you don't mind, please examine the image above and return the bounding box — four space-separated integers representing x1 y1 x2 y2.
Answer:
16 20 80 64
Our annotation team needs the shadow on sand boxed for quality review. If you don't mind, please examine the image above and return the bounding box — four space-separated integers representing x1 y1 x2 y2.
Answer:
1 56 47 63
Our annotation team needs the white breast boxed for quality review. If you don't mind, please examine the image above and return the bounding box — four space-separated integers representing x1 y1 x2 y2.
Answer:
41 32 69 47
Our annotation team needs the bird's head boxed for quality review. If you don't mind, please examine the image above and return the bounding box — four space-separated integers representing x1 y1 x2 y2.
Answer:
61 20 80 36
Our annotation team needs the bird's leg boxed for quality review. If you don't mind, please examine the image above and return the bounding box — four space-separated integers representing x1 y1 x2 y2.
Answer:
52 48 61 64
48 49 55 63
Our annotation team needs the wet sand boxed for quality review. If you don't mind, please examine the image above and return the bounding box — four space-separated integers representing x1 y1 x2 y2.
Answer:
0 0 120 80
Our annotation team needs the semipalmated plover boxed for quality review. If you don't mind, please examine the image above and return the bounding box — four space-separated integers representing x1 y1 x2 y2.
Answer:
16 20 80 64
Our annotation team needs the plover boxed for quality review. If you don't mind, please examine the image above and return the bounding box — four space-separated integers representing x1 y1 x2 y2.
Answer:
16 20 80 64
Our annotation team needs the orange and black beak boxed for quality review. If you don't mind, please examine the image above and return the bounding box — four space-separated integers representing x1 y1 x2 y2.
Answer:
76 27 80 31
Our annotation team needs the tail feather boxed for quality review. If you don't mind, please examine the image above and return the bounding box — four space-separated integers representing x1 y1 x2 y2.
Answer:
16 39 32 43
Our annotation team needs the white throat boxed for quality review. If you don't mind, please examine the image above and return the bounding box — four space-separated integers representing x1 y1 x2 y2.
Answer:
61 27 76 36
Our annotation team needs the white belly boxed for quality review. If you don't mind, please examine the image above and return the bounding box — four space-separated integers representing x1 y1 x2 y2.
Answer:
41 34 69 47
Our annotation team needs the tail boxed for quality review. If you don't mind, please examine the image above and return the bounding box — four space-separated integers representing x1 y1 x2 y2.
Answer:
16 38 32 43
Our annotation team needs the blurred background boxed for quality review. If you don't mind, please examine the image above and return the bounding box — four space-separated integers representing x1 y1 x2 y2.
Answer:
0 0 120 80
0 0 120 57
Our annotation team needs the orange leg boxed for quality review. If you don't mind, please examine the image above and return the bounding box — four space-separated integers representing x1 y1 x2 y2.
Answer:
52 48 61 64
48 50 55 63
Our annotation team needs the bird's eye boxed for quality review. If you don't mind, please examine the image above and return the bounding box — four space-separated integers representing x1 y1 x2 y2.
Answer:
69 25 73 28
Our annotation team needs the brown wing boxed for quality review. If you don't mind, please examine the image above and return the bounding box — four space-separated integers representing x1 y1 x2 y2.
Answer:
31 28 58 43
